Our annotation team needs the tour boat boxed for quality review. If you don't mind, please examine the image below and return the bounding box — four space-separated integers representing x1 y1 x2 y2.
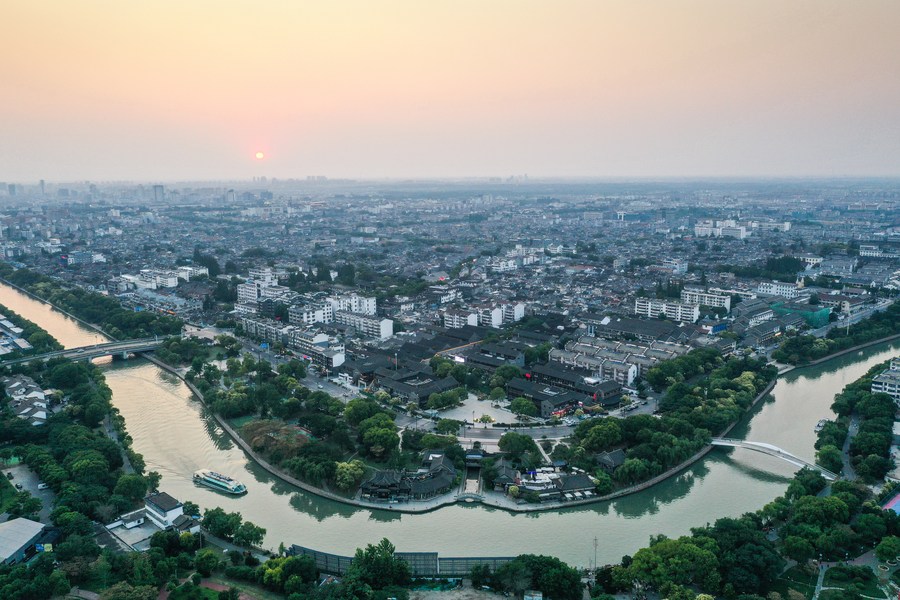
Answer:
193 469 247 495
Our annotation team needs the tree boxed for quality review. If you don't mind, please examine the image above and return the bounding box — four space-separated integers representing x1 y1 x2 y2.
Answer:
99 581 157 600
581 420 622 452
346 538 411 590
435 419 462 435
114 474 148 502
195 548 221 576
470 564 492 588
335 460 366 491
203 507 242 539
182 500 200 517
510 397 538 417
233 521 266 548
499 432 538 458
876 536 900 562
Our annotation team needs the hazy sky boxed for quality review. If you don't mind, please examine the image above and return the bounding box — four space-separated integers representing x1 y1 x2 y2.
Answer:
3 1 900 182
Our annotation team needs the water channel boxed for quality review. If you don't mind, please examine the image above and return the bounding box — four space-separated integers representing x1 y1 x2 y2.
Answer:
2 281 899 567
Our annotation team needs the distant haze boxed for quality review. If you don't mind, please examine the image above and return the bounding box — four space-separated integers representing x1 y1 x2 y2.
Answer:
2 1 899 182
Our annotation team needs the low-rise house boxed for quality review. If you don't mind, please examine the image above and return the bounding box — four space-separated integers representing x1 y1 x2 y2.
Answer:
105 492 199 551
595 449 626 473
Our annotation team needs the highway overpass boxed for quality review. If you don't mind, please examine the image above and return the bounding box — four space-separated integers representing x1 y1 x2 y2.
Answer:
0 338 163 366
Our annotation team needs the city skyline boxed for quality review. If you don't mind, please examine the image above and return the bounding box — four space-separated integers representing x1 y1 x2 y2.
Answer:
2 1 900 181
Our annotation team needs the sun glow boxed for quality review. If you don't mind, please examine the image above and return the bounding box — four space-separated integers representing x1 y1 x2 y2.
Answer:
255 151 265 160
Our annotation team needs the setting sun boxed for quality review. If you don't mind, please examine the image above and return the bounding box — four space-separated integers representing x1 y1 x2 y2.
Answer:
255 151 264 160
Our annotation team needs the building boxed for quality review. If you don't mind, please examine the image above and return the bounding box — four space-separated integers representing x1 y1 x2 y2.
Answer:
443 309 479 329
661 258 688 275
288 302 333 326
479 306 504 328
377 370 458 406
289 329 345 372
693 219 748 239
771 301 831 328
757 281 800 298
105 492 199 552
0 518 46 565
680 288 731 312
144 492 184 529
526 362 622 406
501 302 526 323
2 375 49 426
634 298 700 323
506 378 585 418
334 311 393 340
872 359 900 402
360 450 457 502
240 316 294 346
327 293 376 316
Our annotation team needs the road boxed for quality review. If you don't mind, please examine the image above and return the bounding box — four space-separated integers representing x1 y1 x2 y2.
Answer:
5 464 56 523
808 298 895 338
841 414 860 481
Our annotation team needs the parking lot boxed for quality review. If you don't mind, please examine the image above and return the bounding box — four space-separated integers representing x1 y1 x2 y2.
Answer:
4 464 55 523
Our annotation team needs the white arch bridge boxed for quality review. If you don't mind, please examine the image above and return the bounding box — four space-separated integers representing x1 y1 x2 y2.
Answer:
711 438 838 481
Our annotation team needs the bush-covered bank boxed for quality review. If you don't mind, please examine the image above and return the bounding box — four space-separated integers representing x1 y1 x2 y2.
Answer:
0 262 182 339
816 359 896 482
0 302 62 358
772 302 900 365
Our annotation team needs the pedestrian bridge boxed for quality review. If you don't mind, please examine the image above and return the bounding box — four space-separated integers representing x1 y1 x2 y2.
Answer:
711 438 838 481
0 338 163 366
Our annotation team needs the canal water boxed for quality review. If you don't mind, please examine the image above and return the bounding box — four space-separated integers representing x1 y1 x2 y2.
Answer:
2 282 898 567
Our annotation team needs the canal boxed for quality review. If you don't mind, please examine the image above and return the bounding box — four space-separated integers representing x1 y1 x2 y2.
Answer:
2 281 898 567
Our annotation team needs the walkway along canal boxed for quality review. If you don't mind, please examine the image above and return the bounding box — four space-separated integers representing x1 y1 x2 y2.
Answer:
2 280 899 568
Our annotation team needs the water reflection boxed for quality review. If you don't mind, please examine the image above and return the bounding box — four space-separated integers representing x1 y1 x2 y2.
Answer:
288 491 353 521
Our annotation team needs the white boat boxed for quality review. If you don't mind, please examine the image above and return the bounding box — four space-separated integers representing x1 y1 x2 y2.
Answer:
193 469 247 495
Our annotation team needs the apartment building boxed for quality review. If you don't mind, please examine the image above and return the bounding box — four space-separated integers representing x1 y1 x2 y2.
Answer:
327 293 376 316
443 309 478 329
634 297 700 323
479 306 504 328
288 303 333 326
334 311 393 340
680 288 731 312
501 302 526 323
757 281 799 298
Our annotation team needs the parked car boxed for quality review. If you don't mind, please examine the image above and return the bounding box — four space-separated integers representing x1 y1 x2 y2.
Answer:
5 472 12 480
37 483 49 490
14 483 23 490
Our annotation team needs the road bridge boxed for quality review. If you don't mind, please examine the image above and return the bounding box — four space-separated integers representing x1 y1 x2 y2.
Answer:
711 438 838 481
0 338 163 366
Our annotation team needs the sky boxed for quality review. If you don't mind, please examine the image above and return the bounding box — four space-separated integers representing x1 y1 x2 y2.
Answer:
2 1 900 182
